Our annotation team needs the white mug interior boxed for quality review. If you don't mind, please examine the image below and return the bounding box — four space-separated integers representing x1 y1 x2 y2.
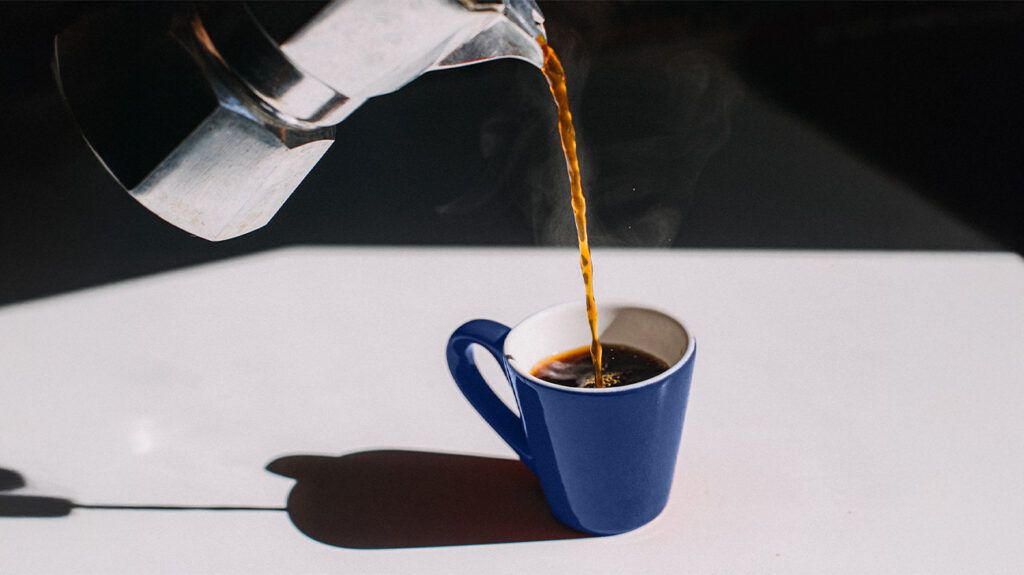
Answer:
504 301 693 392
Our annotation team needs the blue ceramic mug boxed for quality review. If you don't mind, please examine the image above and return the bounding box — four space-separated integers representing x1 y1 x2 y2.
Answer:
446 302 696 535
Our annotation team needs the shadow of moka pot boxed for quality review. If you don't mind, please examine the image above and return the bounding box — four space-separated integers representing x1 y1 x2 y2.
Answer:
55 1 546 241
0 466 281 517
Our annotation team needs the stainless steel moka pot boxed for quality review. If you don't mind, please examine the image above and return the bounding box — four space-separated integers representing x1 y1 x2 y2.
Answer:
55 1 546 241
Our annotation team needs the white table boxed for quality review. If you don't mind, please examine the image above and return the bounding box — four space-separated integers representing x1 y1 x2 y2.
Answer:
2 247 1022 574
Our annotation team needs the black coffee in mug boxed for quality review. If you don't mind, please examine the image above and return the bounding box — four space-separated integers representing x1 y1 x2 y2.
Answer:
531 344 669 389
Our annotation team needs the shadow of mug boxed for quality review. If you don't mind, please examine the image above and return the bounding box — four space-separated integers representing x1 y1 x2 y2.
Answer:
266 450 591 549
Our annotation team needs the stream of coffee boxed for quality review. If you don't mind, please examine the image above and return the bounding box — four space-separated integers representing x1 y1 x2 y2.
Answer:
538 37 605 387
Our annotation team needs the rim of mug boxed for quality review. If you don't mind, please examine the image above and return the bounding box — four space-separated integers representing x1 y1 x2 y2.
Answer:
503 300 696 395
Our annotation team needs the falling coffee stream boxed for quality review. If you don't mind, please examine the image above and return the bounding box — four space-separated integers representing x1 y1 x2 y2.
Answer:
538 37 604 387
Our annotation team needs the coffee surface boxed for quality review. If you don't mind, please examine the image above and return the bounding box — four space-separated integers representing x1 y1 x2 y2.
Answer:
531 345 669 389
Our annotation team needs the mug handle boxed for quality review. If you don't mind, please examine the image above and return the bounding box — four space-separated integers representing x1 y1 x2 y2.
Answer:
446 319 531 465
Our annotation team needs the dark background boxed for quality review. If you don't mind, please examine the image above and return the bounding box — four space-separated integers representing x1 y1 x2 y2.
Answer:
1 2 1021 306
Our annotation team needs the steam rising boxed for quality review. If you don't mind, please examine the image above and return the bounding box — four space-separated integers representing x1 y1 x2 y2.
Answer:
436 7 743 247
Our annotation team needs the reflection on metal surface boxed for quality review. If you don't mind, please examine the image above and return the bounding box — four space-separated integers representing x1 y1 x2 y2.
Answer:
127 108 333 241
55 0 546 241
